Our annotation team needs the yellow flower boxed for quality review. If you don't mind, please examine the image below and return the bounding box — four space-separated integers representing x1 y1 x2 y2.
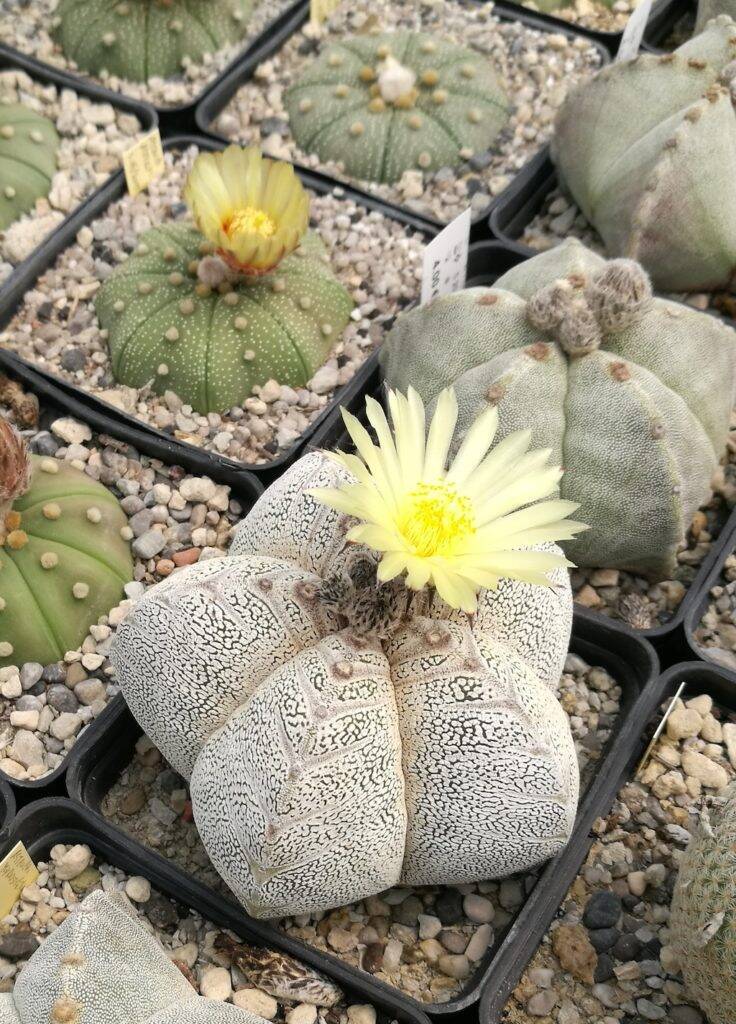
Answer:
311 387 587 613
184 145 309 275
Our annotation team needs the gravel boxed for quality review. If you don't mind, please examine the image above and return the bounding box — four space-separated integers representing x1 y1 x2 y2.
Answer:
0 144 424 467
520 0 638 33
505 687 734 1024
0 68 143 283
693 548 736 672
210 0 603 225
0 377 247 782
101 652 621 1005
0 842 380 1024
0 0 294 109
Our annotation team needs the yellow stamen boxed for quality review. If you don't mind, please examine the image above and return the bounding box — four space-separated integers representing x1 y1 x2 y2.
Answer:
397 481 475 558
223 207 276 240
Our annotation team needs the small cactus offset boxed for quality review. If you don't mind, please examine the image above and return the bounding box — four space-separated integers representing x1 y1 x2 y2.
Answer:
0 104 59 231
0 421 133 669
670 784 736 1024
51 0 253 83
96 146 353 415
552 15 736 291
380 239 736 578
284 32 509 184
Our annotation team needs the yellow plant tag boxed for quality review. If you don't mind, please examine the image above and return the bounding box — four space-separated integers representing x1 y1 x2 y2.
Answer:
310 0 340 27
0 842 39 918
122 129 165 197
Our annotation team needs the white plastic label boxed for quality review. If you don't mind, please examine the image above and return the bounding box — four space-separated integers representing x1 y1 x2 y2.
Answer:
421 207 471 307
616 0 654 61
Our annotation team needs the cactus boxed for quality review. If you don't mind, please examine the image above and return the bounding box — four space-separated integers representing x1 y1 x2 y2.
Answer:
284 32 509 185
380 239 736 578
96 146 353 415
552 16 736 291
51 0 253 83
6 889 266 1023
0 104 59 232
696 0 736 32
0 421 133 669
670 784 736 1024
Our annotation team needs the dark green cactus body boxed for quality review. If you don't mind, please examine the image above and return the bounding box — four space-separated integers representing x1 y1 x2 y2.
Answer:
284 32 509 185
51 0 253 82
0 104 59 231
96 224 354 414
0 456 133 669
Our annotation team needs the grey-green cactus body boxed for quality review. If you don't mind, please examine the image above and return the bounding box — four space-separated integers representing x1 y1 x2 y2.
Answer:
380 239 736 577
0 105 59 231
51 0 253 82
284 32 509 184
0 455 133 669
96 224 353 414
553 16 736 291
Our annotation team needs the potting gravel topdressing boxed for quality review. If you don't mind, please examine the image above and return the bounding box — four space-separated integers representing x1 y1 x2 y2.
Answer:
0 67 144 284
0 145 424 468
510 0 639 33
209 0 603 225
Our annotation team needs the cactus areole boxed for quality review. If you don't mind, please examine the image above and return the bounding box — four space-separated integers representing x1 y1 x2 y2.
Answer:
0 420 133 669
285 32 510 184
0 104 59 232
381 240 736 578
96 147 353 415
51 0 254 83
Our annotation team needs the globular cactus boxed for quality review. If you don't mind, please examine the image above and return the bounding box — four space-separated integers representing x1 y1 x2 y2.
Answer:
670 784 736 1024
284 32 509 184
51 0 253 83
4 889 266 1024
380 238 736 578
96 146 353 415
0 421 133 669
0 104 59 232
696 0 736 33
552 16 736 291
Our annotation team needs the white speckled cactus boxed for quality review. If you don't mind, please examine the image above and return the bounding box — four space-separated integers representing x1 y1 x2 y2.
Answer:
552 16 736 291
111 448 579 919
380 239 736 578
284 33 509 184
2 889 265 1024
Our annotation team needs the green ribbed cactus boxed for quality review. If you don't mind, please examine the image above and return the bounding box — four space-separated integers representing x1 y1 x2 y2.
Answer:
96 225 353 414
0 421 133 669
380 239 736 578
670 784 736 1024
0 104 59 231
51 0 253 82
284 32 509 185
552 16 736 291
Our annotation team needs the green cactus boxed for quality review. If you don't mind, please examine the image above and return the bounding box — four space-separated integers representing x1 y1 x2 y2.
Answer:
51 0 253 83
380 238 736 578
670 783 736 1024
0 104 59 232
284 32 509 185
95 224 353 415
0 421 133 670
552 15 736 292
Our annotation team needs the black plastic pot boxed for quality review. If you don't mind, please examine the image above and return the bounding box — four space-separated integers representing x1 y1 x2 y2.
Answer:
643 0 696 49
480 656 736 1022
0 780 16 845
0 352 263 800
0 132 433 486
683 517 736 672
0 44 157 298
0 0 308 134
64 609 657 1017
1 798 432 1024
195 1 610 239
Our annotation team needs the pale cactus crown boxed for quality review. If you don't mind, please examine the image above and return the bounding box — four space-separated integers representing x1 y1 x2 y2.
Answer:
0 104 59 232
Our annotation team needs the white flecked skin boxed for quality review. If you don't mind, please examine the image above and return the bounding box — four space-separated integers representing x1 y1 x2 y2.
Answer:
112 452 578 918
6 890 266 1024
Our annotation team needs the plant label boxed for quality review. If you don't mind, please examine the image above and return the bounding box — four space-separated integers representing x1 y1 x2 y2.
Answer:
421 207 471 307
310 0 340 27
123 129 165 198
0 842 38 918
617 0 654 61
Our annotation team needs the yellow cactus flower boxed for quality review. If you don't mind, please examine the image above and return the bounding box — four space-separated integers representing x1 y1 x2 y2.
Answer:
311 387 587 613
184 145 309 275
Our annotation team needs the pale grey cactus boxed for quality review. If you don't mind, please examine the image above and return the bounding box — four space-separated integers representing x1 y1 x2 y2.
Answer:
3 890 266 1024
380 239 736 578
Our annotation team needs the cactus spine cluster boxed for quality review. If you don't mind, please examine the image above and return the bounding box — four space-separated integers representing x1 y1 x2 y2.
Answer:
284 32 509 184
0 104 59 232
51 0 253 82
0 421 133 669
